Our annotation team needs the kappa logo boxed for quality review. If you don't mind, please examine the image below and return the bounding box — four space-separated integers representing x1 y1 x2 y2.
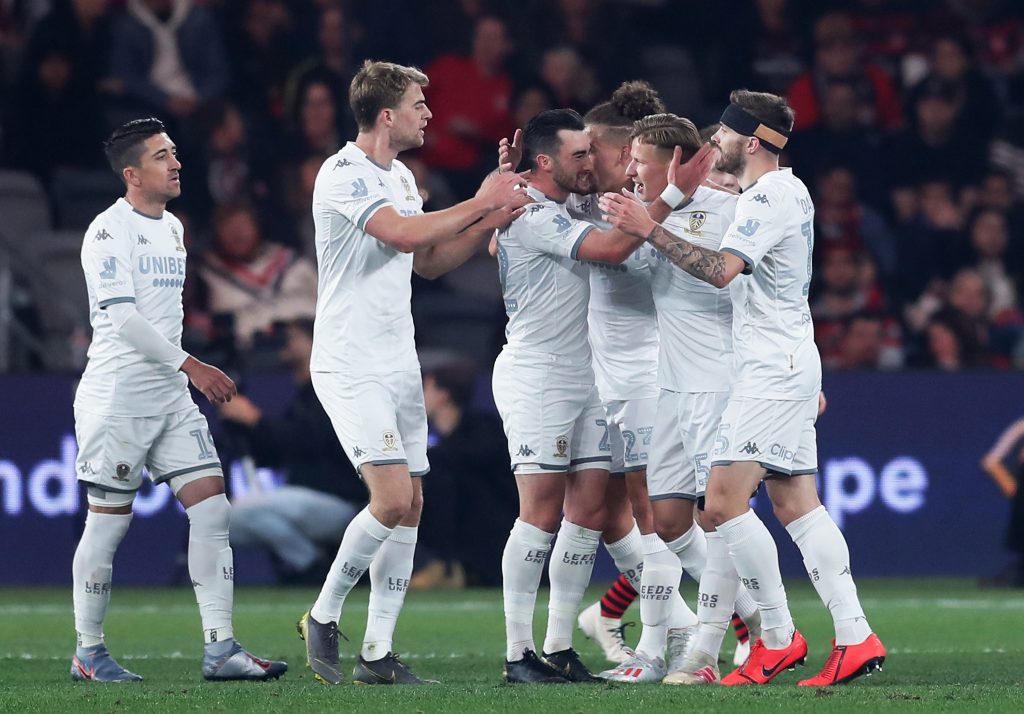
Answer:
113 462 131 482
739 441 760 455
334 158 353 169
554 435 569 459
377 177 386 189
93 228 113 242
528 204 544 214
78 461 97 476
381 431 398 452
137 234 150 245
352 446 365 458
752 193 770 206
840 565 852 576
516 444 536 457
688 211 707 232
99 257 117 280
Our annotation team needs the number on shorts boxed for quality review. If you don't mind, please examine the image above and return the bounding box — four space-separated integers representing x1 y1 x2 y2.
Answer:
712 423 730 457
596 419 610 452
190 429 214 460
695 452 710 488
622 430 637 463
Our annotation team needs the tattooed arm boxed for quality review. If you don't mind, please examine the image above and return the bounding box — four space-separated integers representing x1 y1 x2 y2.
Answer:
644 223 746 289
599 190 746 288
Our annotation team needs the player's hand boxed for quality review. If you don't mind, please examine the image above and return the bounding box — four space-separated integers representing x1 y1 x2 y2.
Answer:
487 233 499 257
818 391 827 417
475 170 526 211
181 356 237 404
217 393 261 425
498 129 523 172
599 189 658 239
477 191 532 232
666 143 716 203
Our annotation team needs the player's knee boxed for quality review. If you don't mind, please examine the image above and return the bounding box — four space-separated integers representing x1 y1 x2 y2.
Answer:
700 499 731 530
565 502 606 532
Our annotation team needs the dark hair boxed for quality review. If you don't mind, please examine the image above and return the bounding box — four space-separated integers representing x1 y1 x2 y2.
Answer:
522 108 585 171
728 89 795 134
584 80 665 133
349 59 429 132
103 118 167 184
425 361 477 410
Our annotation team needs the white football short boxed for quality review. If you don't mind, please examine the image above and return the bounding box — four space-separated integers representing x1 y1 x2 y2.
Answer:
709 395 818 476
74 403 223 506
492 351 611 474
647 389 730 500
602 396 658 475
312 369 430 477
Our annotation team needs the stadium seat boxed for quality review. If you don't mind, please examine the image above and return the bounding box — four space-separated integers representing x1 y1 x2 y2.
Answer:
26 230 91 369
51 170 123 231
0 170 53 245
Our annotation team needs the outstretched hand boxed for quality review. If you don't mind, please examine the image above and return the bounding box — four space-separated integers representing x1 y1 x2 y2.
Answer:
477 190 532 232
181 356 237 404
476 169 526 211
498 129 523 173
599 189 658 239
666 143 717 202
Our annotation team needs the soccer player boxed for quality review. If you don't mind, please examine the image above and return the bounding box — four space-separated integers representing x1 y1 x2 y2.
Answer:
298 60 527 686
494 109 656 684
600 89 886 686
71 118 287 683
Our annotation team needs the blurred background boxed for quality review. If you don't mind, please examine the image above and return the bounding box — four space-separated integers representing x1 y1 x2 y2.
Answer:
1 0 1024 588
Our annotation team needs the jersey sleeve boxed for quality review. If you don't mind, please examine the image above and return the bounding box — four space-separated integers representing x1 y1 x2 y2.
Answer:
319 158 394 230
518 203 596 259
719 184 786 273
81 215 136 309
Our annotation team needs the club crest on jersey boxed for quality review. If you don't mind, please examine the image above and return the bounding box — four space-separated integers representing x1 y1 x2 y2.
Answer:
170 225 185 252
554 435 569 459
113 462 132 482
688 211 707 233
382 431 398 452
400 176 416 201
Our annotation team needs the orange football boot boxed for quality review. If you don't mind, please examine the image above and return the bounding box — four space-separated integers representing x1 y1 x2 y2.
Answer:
798 634 886 686
721 630 808 685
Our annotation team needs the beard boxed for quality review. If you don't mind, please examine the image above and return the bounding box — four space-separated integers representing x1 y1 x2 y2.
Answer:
552 163 594 195
714 142 744 176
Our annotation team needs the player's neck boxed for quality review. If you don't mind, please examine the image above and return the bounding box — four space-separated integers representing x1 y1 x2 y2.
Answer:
738 154 780 191
123 190 165 219
526 173 570 202
354 132 397 168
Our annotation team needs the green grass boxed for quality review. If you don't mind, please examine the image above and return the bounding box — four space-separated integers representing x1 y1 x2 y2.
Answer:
1 579 1023 713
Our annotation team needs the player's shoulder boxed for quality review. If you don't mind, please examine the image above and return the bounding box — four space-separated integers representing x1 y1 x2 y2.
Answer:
83 199 132 246
318 143 376 183
691 185 739 212
518 188 564 224
565 192 599 220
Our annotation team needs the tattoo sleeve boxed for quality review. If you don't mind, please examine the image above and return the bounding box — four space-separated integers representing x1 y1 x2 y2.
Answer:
646 224 728 287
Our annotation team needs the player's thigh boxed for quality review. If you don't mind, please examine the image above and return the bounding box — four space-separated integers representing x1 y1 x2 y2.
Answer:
514 471 566 531
147 405 224 501
74 409 162 507
394 369 430 478
710 396 812 476
565 467 610 529
618 395 657 475
568 385 613 473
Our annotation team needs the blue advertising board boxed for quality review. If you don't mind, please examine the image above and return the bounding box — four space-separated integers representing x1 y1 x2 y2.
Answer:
1 372 1022 584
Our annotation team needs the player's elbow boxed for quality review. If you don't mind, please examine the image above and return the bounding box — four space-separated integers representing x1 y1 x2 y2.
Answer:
412 255 442 280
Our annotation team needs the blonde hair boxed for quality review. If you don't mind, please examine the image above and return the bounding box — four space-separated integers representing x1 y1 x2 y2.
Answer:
349 60 429 131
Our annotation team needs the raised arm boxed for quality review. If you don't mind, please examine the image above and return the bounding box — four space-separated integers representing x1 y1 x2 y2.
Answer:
599 190 746 288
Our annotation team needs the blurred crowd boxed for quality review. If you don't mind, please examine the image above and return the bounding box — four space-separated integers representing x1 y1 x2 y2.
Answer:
2 0 1024 374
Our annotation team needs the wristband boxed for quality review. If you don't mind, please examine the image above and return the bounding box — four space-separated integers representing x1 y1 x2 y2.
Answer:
659 184 686 209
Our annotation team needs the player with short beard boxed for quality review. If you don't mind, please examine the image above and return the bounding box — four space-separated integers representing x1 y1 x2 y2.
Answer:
600 89 886 687
297 59 528 687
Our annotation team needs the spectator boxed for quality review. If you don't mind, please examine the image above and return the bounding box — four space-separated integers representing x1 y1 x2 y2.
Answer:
968 209 1019 321
410 356 516 588
834 312 903 370
223 0 297 124
786 12 902 133
283 76 344 159
218 318 366 584
895 180 970 304
538 45 600 115
199 204 317 350
920 308 983 370
109 0 229 122
510 83 555 133
421 15 515 199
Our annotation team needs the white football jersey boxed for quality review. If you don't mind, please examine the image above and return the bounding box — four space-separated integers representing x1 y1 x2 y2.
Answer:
75 198 191 417
719 168 822 399
567 193 658 401
310 142 424 375
649 186 737 393
496 187 596 371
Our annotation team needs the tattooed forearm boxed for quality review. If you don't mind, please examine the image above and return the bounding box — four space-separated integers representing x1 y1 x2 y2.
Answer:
647 225 728 287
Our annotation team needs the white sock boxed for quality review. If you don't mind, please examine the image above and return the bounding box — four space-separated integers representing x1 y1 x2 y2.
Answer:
786 505 872 646
717 510 792 649
502 519 553 661
543 519 601 654
666 522 708 582
636 533 684 659
186 494 234 644
363 525 417 661
73 511 132 649
312 507 393 625
604 522 643 589
693 531 738 659
734 587 759 623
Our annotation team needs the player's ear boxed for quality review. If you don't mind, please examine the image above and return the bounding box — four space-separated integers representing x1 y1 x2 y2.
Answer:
381 108 393 127
123 166 140 187
536 154 551 171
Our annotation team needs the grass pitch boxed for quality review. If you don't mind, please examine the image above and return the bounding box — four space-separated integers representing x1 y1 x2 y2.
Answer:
1 579 1023 713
